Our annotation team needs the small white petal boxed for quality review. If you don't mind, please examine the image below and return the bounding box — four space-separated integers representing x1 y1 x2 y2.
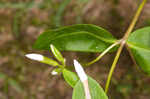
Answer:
51 71 58 75
73 60 87 82
25 53 44 61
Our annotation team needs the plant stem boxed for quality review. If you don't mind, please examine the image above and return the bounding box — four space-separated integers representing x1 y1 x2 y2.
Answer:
58 64 65 69
105 0 147 93
125 44 138 67
123 0 147 40
85 40 122 66
105 42 124 93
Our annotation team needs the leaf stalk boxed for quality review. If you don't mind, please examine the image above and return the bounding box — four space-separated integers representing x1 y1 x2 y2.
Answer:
85 40 122 66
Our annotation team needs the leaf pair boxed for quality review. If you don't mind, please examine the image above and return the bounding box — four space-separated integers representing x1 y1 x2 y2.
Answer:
33 24 150 75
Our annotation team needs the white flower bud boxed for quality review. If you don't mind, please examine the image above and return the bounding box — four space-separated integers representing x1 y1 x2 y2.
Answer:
25 53 44 61
73 60 87 82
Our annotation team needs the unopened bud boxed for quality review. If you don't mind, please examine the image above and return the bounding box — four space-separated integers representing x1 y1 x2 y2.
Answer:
73 60 87 82
25 53 44 61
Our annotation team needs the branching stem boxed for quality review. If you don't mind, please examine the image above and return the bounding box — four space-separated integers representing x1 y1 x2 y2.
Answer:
105 41 125 93
85 40 122 66
105 0 147 93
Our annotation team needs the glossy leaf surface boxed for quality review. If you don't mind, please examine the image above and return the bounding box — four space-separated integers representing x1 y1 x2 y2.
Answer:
72 77 108 99
127 27 150 75
63 69 79 88
34 24 116 52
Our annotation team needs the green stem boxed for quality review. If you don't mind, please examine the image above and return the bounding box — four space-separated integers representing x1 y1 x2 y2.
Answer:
105 42 124 93
85 40 122 66
105 0 147 93
123 0 147 40
58 64 65 69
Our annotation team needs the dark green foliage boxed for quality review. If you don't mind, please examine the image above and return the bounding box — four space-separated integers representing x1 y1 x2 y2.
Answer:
33 24 116 52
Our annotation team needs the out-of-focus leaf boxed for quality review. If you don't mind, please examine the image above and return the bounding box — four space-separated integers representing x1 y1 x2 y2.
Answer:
127 27 150 75
12 11 22 38
72 76 108 99
54 0 71 27
116 84 132 96
8 78 23 93
0 72 7 80
0 1 34 9
34 24 116 52
63 69 79 88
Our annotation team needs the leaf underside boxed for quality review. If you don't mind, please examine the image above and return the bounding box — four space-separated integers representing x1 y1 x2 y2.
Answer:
127 27 150 75
33 24 116 52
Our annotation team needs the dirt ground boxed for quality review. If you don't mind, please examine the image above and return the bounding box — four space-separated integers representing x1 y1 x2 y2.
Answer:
0 0 150 99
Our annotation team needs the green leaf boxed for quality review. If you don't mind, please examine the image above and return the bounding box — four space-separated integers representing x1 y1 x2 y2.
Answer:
63 69 79 88
127 27 150 75
72 76 108 99
50 44 65 65
33 24 117 52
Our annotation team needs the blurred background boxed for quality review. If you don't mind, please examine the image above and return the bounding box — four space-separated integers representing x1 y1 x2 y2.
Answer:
0 0 150 99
